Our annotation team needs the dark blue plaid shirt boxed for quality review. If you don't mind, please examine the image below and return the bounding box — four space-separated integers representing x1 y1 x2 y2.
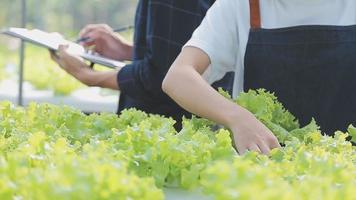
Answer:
117 0 233 122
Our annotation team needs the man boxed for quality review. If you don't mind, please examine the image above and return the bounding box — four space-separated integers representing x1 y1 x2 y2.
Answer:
51 0 233 124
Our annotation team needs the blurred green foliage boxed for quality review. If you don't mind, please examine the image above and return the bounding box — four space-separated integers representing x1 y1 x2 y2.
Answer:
0 45 18 80
0 0 138 35
0 0 136 95
24 45 84 95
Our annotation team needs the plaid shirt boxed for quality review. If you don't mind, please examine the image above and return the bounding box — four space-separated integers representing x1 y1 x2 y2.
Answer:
117 0 233 122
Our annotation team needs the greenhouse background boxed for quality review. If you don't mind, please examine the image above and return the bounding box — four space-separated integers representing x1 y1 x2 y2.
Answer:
0 1 355 200
0 0 138 113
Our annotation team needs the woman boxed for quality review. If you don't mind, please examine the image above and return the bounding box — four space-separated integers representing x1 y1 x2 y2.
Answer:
51 0 233 125
163 0 356 154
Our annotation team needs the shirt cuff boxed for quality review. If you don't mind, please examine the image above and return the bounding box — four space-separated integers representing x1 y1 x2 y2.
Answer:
117 64 137 96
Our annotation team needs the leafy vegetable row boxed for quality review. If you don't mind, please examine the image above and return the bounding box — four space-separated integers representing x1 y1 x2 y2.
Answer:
0 89 355 200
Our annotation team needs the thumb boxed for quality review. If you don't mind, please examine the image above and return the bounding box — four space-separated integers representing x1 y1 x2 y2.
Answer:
57 44 70 57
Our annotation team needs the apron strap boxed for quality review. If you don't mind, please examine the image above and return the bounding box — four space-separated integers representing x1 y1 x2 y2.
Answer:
249 0 261 29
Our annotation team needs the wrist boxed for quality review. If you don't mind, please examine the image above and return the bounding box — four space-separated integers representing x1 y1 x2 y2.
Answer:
224 105 254 131
110 42 132 61
121 43 133 60
76 69 120 89
113 34 133 61
73 67 95 86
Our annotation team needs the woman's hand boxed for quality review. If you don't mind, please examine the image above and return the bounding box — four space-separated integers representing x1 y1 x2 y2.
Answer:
228 108 281 155
163 46 281 156
79 24 133 61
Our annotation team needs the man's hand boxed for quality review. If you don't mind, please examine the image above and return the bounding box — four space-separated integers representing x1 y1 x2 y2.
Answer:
50 45 91 82
79 24 133 61
50 45 120 90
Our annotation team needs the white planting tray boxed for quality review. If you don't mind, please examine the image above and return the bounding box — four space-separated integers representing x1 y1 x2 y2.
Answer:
0 79 119 113
163 188 212 200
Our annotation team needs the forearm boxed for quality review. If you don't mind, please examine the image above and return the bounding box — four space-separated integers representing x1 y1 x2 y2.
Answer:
163 64 247 129
163 47 281 154
72 67 121 90
123 43 133 61
53 45 122 90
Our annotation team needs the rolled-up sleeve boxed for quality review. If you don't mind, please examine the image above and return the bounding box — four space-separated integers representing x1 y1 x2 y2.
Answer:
117 57 169 103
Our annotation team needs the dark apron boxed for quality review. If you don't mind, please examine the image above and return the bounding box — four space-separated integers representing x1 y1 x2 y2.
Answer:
244 0 356 135
117 0 234 129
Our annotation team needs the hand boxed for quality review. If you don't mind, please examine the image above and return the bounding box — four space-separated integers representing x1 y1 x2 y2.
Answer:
79 24 133 61
50 45 121 90
50 45 92 84
229 108 281 155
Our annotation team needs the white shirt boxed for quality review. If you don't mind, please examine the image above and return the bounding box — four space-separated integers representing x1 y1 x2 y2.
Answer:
185 0 356 98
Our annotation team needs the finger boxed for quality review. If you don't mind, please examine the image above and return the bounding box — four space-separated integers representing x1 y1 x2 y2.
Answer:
57 47 86 68
79 24 110 38
51 55 65 69
270 141 281 149
232 134 247 155
80 38 96 47
58 44 69 50
57 45 72 62
248 144 262 154
268 135 282 149
49 50 63 65
49 50 58 61
261 125 281 149
258 142 271 155
53 55 69 70
80 33 100 47
58 45 69 54
93 24 111 32
79 24 97 38
49 48 69 70
236 145 249 156
80 30 108 47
